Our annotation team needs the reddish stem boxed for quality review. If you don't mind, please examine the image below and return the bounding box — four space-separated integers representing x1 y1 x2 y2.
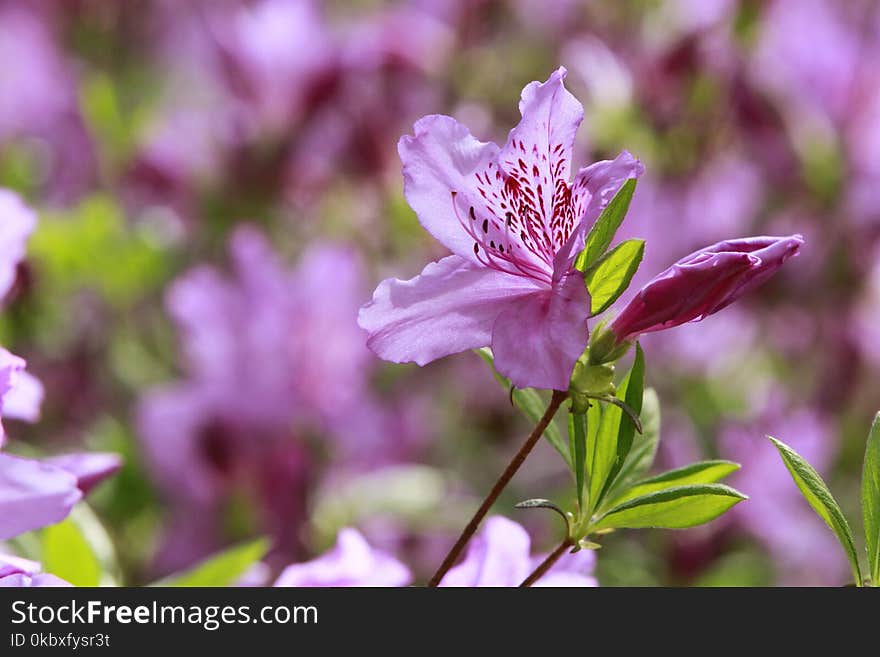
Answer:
427 390 568 587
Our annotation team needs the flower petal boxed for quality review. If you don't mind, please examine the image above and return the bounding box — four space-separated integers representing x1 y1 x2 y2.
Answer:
500 67 584 247
0 370 44 425
46 452 122 495
359 255 545 366
0 554 72 587
491 270 590 390
398 114 502 263
275 528 411 587
440 516 532 587
0 454 82 541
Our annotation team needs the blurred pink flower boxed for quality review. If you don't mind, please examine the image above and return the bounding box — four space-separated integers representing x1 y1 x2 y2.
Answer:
0 6 95 201
139 226 416 571
275 528 411 587
0 190 36 298
207 0 338 137
0 555 70 587
0 446 119 542
0 190 42 439
440 516 597 587
0 453 81 541
753 0 861 124
360 68 642 390
0 189 118 544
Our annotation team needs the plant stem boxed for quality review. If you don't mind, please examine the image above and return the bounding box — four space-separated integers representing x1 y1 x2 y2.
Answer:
427 389 568 587
519 539 573 587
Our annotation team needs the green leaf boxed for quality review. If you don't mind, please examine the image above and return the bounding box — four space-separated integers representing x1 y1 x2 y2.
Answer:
607 388 660 499
862 413 880 586
593 484 747 530
607 343 645 489
569 411 588 512
41 506 114 587
768 435 863 586
155 539 269 587
588 346 647 509
575 178 638 272
587 396 614 509
476 349 570 468
584 239 645 315
612 460 740 505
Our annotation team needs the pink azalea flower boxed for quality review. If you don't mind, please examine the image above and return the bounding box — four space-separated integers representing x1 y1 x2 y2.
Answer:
275 528 412 587
359 68 643 390
440 516 597 587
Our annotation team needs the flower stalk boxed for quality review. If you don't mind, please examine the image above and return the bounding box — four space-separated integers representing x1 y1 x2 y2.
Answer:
427 389 568 587
519 539 575 587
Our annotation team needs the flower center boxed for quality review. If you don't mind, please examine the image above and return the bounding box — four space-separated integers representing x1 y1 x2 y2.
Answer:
453 143 585 284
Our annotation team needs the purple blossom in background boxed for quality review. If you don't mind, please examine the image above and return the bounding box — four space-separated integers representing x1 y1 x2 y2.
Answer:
130 0 451 211
720 404 849 585
360 68 643 390
0 555 70 588
0 190 42 438
139 226 413 571
275 528 411 587
0 453 81 541
205 0 338 137
609 235 803 344
440 516 596 587
0 5 95 202
0 190 36 297
0 450 121 543
0 188 119 546
753 0 860 124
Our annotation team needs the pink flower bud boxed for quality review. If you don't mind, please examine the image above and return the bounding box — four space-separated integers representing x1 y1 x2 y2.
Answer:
610 235 803 342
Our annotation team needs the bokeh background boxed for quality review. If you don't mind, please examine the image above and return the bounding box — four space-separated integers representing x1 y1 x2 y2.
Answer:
2 0 879 586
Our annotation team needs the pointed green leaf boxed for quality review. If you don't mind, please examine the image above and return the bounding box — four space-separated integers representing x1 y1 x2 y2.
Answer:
862 413 880 586
154 539 269 587
41 517 102 587
584 396 602 476
769 435 863 586
575 178 638 272
39 505 118 586
477 349 570 468
569 411 588 512
608 387 660 498
587 346 647 509
587 349 645 510
607 343 645 488
594 484 747 530
612 460 740 505
588 400 616 508
584 239 645 315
